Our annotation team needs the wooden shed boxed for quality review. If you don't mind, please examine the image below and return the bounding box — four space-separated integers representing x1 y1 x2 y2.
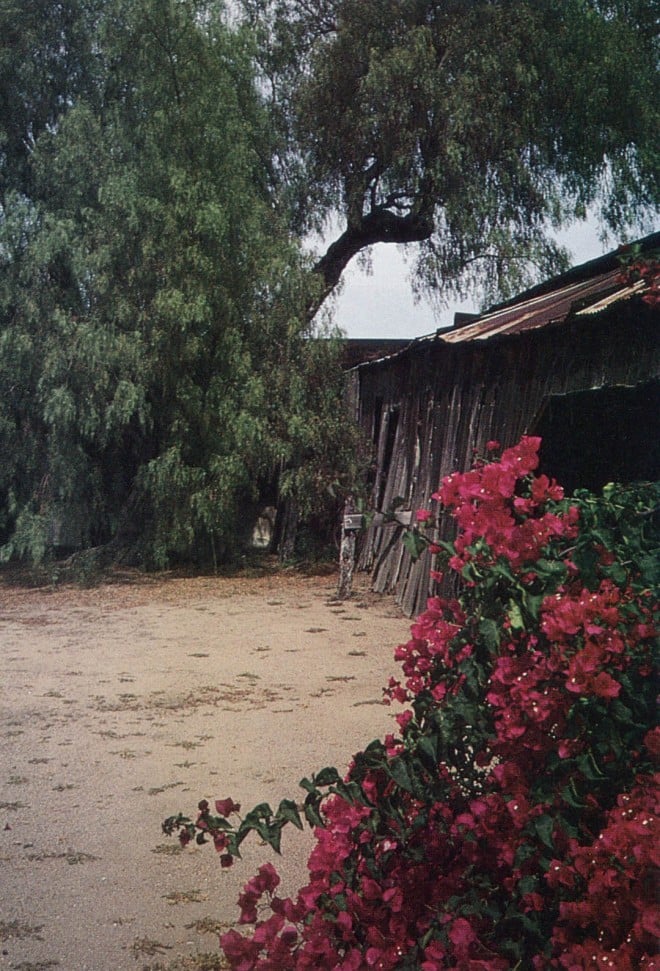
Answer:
347 233 660 616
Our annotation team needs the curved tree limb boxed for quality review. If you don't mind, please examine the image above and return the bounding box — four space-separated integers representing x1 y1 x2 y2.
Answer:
310 208 434 317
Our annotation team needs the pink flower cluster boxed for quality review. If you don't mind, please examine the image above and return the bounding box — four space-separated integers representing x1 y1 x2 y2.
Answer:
434 436 577 574
546 768 660 970
386 596 466 714
618 254 660 310
542 581 634 700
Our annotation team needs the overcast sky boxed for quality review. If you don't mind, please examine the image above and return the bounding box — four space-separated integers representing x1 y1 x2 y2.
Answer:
327 219 613 340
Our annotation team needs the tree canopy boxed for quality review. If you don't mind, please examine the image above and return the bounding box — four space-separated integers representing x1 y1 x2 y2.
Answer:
0 0 356 567
240 0 659 308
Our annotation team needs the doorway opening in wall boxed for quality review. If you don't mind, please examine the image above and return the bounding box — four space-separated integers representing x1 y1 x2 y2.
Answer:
532 380 660 494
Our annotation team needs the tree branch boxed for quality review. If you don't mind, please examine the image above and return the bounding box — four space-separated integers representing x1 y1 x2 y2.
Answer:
309 209 433 317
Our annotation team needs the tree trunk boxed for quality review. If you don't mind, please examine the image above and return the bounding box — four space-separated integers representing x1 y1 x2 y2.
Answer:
278 497 299 562
309 209 433 319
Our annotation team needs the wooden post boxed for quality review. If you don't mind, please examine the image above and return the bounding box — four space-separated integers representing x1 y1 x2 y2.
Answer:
336 496 358 600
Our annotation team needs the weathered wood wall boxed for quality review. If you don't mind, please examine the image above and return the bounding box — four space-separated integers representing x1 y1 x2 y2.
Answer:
350 303 659 617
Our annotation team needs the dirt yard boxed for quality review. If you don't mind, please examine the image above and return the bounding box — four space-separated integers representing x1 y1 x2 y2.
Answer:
0 567 411 971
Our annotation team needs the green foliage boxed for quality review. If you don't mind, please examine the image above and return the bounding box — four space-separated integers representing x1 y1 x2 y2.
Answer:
240 0 659 307
0 0 102 201
0 0 359 567
571 480 660 590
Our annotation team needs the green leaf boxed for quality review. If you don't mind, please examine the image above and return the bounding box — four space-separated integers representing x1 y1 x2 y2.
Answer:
522 592 544 621
416 735 440 770
638 553 659 587
208 816 232 831
331 780 364 805
386 756 416 794
533 814 555 850
277 799 303 830
244 802 273 821
517 874 540 895
246 817 283 854
576 751 606 781
402 530 428 561
533 558 567 582
266 821 283 854
603 562 628 586
561 782 585 809
572 544 600 586
303 794 324 828
507 601 525 631
478 617 501 652
314 766 342 787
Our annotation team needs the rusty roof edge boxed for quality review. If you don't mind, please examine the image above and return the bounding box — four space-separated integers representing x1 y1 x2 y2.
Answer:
478 229 660 316
439 272 623 343
441 273 655 343
575 279 647 315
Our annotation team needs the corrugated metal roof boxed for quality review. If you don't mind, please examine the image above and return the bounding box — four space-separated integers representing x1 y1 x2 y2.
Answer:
441 267 642 343
574 277 647 315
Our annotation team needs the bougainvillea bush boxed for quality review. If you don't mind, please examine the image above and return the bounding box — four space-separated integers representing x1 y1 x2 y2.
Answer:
164 437 659 970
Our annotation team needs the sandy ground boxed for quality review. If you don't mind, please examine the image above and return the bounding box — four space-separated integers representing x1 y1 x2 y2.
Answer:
0 567 411 971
